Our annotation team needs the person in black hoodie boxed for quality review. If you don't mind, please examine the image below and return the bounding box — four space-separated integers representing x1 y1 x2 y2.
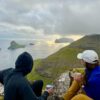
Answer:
0 69 44 97
0 52 53 100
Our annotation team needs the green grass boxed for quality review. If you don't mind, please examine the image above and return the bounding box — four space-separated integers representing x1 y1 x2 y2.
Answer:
27 47 84 86
27 71 53 87
27 59 53 87
27 59 73 87
27 59 85 88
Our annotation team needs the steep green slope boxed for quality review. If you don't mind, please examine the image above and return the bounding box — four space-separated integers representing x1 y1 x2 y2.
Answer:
69 34 100 50
27 59 53 86
28 34 100 83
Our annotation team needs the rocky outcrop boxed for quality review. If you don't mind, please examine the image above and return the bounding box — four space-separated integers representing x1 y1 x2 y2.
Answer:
47 72 70 100
53 72 70 96
8 41 25 50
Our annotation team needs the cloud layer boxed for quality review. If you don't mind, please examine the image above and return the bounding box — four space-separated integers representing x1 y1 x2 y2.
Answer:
0 0 100 39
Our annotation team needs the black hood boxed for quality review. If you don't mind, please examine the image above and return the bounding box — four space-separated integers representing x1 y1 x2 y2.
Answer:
15 52 33 76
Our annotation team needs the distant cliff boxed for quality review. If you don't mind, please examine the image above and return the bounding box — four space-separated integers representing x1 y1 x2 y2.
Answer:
8 41 25 50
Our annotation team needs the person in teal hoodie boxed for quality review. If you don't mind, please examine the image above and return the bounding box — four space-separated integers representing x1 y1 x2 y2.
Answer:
0 52 53 100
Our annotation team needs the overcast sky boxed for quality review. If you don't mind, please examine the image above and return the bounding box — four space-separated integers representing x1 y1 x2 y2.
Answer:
0 0 100 40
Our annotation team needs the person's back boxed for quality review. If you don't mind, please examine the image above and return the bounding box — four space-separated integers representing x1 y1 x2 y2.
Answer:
4 52 50 100
4 71 24 100
4 70 43 100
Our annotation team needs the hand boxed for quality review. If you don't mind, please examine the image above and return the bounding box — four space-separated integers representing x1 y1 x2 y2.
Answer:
45 88 54 95
73 73 83 83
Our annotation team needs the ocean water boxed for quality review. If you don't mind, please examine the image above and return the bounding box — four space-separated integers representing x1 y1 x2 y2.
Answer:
0 39 68 70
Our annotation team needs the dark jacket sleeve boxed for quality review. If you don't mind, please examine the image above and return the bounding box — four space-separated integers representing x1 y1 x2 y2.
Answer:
19 78 49 100
0 68 13 84
38 91 49 100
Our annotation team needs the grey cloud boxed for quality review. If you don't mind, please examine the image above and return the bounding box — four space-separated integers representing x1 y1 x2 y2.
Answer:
54 0 100 35
0 0 100 38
